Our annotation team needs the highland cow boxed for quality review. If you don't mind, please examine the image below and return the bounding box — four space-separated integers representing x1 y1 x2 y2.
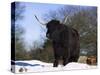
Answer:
46 20 80 67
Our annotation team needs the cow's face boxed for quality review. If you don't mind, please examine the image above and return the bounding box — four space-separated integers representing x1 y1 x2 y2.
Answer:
46 20 60 39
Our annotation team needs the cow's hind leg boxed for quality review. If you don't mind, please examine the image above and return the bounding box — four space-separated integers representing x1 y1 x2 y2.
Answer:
62 47 70 66
63 57 69 66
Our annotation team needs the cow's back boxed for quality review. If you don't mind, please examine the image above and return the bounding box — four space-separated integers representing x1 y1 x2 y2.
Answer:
60 26 80 58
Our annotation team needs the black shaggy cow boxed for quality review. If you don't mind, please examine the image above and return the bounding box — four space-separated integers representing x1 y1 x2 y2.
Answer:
46 20 80 67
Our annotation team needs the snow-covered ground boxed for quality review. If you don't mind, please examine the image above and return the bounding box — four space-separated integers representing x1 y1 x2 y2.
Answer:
11 60 97 73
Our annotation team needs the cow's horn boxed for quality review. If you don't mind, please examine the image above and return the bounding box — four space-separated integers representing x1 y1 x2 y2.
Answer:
34 15 46 25
62 14 68 24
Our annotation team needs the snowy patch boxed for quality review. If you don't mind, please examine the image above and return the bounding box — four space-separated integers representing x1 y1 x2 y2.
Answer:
11 60 97 73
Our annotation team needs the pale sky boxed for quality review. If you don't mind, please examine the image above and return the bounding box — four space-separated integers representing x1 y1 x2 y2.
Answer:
17 2 64 48
16 2 95 49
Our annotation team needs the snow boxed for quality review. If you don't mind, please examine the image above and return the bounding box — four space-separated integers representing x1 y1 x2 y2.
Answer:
11 60 97 73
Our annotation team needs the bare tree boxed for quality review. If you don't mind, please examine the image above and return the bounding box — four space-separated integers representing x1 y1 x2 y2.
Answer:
43 5 97 56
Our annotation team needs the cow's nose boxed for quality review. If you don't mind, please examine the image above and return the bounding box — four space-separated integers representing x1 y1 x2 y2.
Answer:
46 34 50 38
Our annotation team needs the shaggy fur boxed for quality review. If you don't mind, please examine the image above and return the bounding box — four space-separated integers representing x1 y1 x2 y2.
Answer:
46 20 80 67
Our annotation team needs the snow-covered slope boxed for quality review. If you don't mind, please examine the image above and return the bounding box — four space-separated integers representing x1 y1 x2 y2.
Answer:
11 60 97 73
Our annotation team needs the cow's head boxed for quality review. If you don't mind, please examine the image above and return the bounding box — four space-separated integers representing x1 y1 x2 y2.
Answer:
46 20 60 39
34 15 68 40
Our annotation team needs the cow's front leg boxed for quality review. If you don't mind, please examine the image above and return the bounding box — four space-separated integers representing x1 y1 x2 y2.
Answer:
53 59 59 67
53 54 61 67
